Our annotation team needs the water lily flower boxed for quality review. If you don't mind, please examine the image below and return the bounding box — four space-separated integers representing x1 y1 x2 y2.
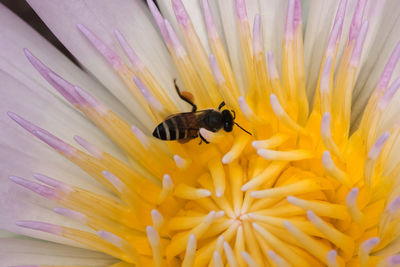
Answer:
2 0 400 266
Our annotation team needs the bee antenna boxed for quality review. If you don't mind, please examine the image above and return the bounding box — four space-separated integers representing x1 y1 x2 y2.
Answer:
234 122 252 136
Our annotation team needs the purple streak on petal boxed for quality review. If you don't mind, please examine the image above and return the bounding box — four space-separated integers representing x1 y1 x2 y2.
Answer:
293 0 302 30
16 221 63 235
387 255 400 265
346 187 359 205
164 19 186 57
98 230 123 247
73 85 108 115
349 0 367 43
252 14 262 55
74 136 103 159
9 176 59 200
33 173 74 194
8 265 39 267
54 207 87 224
378 77 400 110
284 0 295 39
7 112 75 156
386 196 400 214
24 49 80 105
114 29 144 71
33 173 64 188
267 51 279 80
47 72 80 105
7 112 40 135
34 130 74 156
350 20 369 66
235 0 248 21
131 125 150 147
326 250 338 265
209 54 225 84
147 0 170 45
368 132 390 160
377 42 400 91
326 0 348 56
320 57 333 93
77 24 123 70
172 0 191 30
201 0 219 40
133 76 164 112
360 237 380 252
102 170 124 192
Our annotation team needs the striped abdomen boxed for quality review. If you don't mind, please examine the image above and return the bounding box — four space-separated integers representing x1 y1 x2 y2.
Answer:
152 115 195 140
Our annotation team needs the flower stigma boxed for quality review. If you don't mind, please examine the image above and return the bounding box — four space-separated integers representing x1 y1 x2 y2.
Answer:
7 0 400 266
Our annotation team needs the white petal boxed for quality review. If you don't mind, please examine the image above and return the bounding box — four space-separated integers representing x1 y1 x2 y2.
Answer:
259 0 288 74
157 0 210 53
0 71 121 246
216 0 260 94
26 0 178 130
303 0 340 100
0 237 115 266
0 3 134 125
352 0 400 126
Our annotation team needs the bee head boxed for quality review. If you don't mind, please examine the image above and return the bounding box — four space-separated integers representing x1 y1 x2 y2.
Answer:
222 110 234 132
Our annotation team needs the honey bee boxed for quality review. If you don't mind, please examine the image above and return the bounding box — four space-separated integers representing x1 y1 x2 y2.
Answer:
152 79 251 144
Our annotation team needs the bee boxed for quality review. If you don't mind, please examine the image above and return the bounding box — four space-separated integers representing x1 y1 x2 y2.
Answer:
152 79 251 144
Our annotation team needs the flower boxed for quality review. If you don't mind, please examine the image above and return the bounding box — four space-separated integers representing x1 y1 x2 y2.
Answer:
1 0 400 266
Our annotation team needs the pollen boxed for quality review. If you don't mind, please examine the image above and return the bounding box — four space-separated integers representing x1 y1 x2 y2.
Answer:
8 0 400 266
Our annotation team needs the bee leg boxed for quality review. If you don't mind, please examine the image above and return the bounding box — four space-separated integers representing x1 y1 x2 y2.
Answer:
174 79 197 112
218 101 226 110
199 133 210 144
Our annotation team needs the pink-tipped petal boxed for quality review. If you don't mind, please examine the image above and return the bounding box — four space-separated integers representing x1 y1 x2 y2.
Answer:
293 0 302 30
172 0 191 29
147 0 170 42
164 19 187 57
350 21 369 66
235 0 248 21
114 29 144 71
209 54 225 84
378 77 400 110
133 76 165 112
201 0 219 40
74 136 103 159
77 24 123 70
368 132 390 160
16 221 63 235
27 0 176 123
9 176 58 200
284 0 295 39
252 14 262 54
349 0 367 43
53 207 87 224
34 130 75 156
326 0 348 56
377 42 400 91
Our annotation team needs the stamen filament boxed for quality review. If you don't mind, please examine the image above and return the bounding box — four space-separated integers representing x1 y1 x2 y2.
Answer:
250 179 320 199
182 234 196 267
